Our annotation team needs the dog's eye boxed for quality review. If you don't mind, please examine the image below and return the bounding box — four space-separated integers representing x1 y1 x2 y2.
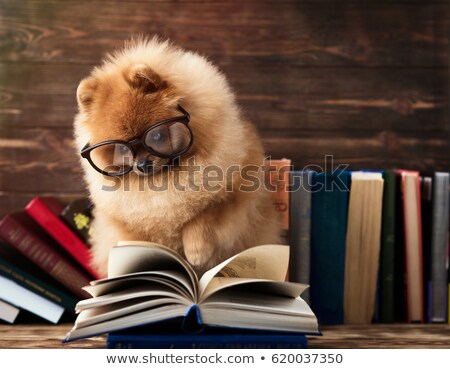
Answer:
119 145 130 153
151 131 165 142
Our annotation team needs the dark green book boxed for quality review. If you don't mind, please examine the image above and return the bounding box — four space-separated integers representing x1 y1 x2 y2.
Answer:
379 170 397 323
0 241 78 312
310 171 350 325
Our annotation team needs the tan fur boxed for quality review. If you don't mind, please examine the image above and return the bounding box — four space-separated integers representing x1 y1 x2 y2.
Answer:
74 37 282 277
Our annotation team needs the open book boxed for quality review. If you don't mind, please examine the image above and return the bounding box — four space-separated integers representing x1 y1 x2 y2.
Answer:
64 242 319 341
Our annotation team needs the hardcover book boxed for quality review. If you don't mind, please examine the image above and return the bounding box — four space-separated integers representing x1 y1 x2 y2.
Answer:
60 198 94 245
0 241 78 312
0 212 92 299
393 174 407 322
26 197 99 279
379 170 397 323
430 172 449 322
266 158 291 242
64 242 318 341
421 176 433 322
0 274 65 323
107 328 309 349
397 170 424 323
310 171 350 325
289 171 312 303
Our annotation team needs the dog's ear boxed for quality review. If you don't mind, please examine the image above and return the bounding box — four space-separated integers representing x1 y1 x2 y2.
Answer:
125 64 167 94
77 77 97 112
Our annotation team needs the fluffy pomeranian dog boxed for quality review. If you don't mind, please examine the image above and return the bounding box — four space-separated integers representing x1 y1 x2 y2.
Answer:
74 37 282 277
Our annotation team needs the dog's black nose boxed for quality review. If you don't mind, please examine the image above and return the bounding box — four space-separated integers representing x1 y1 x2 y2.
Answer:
136 157 153 173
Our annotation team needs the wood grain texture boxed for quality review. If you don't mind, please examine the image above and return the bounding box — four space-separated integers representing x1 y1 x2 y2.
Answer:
308 324 450 348
0 323 449 348
0 1 447 66
0 0 448 218
0 126 447 195
0 64 447 131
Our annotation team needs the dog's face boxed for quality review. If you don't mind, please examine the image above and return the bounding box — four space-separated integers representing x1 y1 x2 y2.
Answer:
76 64 189 176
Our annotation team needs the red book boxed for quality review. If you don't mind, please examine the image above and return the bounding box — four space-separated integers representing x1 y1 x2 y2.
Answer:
0 212 91 299
26 197 100 279
397 170 424 322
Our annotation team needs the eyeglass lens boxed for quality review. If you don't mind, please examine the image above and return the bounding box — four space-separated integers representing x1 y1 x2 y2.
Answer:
144 121 191 156
88 121 192 175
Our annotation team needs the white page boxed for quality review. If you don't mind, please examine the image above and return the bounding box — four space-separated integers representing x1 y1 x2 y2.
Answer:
66 304 188 341
200 278 306 302
75 297 178 328
200 307 319 334
202 291 314 317
76 285 191 312
198 245 289 297
110 241 198 297
84 274 192 300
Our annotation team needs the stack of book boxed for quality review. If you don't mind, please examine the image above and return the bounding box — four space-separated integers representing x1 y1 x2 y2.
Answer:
0 197 97 324
287 169 449 325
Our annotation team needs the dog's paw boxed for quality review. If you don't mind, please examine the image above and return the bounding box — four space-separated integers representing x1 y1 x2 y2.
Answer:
182 221 215 268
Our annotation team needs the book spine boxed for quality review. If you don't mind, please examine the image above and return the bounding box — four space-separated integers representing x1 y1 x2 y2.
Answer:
0 216 90 299
0 256 77 311
26 198 99 279
107 341 309 349
430 172 449 322
379 170 396 323
0 274 64 323
266 159 291 242
310 171 350 325
420 176 433 322
393 174 406 322
399 171 424 323
107 336 308 349
289 171 311 303
60 198 93 245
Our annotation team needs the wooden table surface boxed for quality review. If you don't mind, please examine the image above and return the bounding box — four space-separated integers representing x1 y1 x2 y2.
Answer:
1 324 449 349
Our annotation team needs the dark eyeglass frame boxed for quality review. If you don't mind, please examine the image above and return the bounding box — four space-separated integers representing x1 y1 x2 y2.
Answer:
80 105 193 177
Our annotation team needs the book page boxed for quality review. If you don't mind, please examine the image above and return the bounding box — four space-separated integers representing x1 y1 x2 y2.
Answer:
200 278 306 302
200 308 318 334
202 288 313 317
109 241 198 298
75 297 177 329
198 245 289 297
84 272 193 300
76 284 191 312
65 304 188 341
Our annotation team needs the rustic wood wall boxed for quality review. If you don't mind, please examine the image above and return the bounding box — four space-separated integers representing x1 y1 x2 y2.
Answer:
0 0 448 217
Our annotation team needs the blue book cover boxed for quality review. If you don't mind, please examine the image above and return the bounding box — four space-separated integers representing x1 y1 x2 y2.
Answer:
107 325 309 349
310 171 350 325
107 333 308 349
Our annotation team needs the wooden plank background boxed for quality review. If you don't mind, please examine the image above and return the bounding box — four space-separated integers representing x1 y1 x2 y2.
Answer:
0 0 448 217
